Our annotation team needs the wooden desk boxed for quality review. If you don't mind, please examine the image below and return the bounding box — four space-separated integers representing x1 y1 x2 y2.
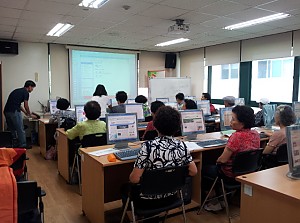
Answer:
80 132 228 223
56 128 71 183
38 119 57 158
236 165 300 223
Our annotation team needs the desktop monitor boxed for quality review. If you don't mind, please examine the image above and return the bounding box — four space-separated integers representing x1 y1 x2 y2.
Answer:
196 100 211 116
180 109 206 140
49 100 58 115
286 125 300 179
165 102 177 110
125 103 145 121
219 107 233 131
263 104 277 129
106 113 139 149
110 98 118 106
156 98 169 103
235 98 245 106
75 105 87 123
293 101 300 124
127 99 136 104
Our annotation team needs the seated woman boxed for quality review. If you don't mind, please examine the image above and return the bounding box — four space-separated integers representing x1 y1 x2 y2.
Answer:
183 99 197 109
142 101 165 140
135 95 151 120
66 101 106 140
49 98 75 128
129 106 197 206
201 93 217 114
203 105 260 211
263 105 296 155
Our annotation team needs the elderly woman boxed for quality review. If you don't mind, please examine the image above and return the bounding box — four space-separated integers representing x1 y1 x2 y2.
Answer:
263 105 296 155
203 105 260 211
129 106 197 207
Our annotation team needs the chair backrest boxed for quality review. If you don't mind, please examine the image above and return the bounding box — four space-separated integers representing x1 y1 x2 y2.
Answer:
81 133 107 148
17 181 40 214
0 131 13 147
276 144 288 163
139 165 188 196
232 149 263 176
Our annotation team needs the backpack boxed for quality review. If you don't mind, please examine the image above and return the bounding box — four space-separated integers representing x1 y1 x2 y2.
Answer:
60 117 76 131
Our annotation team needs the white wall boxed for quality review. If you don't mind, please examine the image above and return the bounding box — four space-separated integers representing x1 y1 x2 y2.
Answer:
180 48 204 99
49 44 69 99
0 42 49 112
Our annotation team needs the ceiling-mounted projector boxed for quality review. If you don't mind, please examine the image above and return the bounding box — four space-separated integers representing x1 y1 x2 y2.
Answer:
168 19 190 34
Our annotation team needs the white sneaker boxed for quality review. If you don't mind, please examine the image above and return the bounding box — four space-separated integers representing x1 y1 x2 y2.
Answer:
204 201 223 212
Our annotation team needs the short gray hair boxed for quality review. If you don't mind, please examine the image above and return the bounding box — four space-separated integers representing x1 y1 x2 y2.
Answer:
276 105 296 126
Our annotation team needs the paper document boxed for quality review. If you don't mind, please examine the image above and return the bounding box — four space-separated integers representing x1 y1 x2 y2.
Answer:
185 142 202 151
88 148 118 157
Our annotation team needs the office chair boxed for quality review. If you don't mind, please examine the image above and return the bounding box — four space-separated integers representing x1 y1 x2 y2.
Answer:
198 149 263 223
17 181 46 223
0 131 14 147
121 165 189 223
71 133 107 194
262 144 288 169
11 148 28 181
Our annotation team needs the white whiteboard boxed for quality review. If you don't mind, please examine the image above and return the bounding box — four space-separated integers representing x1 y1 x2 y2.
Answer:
149 77 192 102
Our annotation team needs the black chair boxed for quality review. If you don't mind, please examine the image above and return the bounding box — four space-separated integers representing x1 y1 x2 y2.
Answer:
121 165 189 223
0 131 13 147
71 133 107 194
198 149 263 223
262 144 288 169
17 181 46 223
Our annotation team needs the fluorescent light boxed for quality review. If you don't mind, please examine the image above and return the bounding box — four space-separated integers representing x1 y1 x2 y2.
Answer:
155 38 190 47
79 0 109 8
47 23 74 37
224 13 290 30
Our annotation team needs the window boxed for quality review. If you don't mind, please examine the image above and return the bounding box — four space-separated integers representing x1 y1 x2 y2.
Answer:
211 63 240 99
252 57 294 103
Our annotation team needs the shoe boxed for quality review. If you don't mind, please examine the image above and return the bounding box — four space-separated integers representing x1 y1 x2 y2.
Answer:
204 201 223 212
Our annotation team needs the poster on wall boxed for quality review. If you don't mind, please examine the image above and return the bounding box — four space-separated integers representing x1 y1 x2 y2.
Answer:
148 70 165 78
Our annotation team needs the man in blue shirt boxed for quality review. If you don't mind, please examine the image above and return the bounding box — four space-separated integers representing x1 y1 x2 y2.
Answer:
4 80 36 148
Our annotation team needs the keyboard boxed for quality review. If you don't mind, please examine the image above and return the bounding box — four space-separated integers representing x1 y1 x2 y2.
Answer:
196 139 227 148
138 123 147 128
114 148 140 161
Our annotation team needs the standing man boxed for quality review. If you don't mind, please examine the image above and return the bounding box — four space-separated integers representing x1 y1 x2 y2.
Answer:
4 80 36 148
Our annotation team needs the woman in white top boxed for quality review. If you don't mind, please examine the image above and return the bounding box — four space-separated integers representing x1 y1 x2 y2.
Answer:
91 84 111 118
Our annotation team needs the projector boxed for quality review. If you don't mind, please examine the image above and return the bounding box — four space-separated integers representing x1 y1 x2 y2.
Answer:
168 19 190 34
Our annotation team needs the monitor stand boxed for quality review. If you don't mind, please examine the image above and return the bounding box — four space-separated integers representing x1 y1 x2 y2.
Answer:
286 171 300 180
114 141 129 150
186 134 198 141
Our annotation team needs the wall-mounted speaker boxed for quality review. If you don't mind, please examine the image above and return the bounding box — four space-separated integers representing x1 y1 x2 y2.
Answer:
0 41 18 55
165 53 176 69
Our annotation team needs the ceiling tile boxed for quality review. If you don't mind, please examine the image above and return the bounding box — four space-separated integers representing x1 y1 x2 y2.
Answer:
197 0 250 17
201 17 241 29
20 10 63 23
26 0 75 15
0 17 19 26
0 0 27 9
141 4 188 20
104 0 155 15
0 7 22 18
227 0 280 7
257 0 300 13
180 12 219 25
0 31 14 40
226 7 276 21
159 0 219 10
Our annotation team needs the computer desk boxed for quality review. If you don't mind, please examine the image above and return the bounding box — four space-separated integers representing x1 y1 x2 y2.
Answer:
56 124 148 183
38 118 57 158
236 165 300 223
79 131 269 223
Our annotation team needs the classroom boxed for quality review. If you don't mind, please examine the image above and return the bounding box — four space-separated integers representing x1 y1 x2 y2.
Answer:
1 0 300 223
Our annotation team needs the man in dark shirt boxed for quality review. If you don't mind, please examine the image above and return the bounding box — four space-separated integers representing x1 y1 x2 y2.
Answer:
4 80 36 148
107 91 127 113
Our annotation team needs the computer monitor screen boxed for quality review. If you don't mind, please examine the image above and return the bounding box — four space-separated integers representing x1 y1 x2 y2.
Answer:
220 107 233 131
125 104 145 121
156 98 169 103
106 113 139 149
196 100 211 116
165 102 177 109
293 102 300 124
263 104 277 128
127 99 136 104
75 105 87 123
49 100 58 115
286 125 300 179
185 96 196 101
235 98 245 106
110 98 118 106
180 109 205 140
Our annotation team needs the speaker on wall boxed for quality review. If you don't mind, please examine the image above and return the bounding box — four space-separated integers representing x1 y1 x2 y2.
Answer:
0 41 18 55
165 53 176 69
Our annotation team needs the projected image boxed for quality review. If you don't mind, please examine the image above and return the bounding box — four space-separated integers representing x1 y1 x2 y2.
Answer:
70 50 137 106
